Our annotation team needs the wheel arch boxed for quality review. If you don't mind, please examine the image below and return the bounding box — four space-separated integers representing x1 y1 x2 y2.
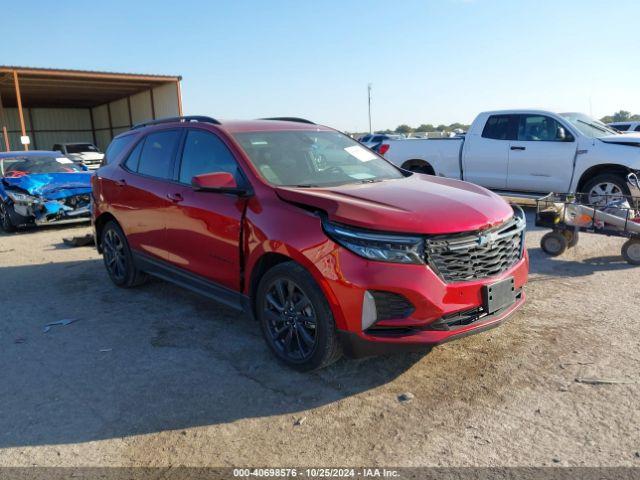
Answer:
400 159 435 175
246 247 348 330
576 164 632 192
94 212 119 253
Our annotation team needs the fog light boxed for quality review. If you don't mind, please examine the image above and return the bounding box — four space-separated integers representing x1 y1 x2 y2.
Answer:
362 290 378 330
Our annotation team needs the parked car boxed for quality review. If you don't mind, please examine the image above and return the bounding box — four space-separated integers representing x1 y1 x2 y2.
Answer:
53 142 104 170
379 110 640 204
0 151 92 232
92 116 528 370
608 121 640 133
358 133 403 149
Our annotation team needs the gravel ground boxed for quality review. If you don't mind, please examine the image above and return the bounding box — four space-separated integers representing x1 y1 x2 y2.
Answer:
0 210 638 467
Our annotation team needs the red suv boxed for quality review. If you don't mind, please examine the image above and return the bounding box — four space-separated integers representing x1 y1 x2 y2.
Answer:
92 116 528 370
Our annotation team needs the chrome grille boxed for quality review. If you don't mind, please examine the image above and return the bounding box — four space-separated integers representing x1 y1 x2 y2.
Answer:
425 209 526 283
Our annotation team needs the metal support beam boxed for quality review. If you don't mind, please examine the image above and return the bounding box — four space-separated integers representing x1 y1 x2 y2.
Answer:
126 96 133 127
176 80 183 116
0 93 9 151
13 70 28 151
149 88 156 120
27 107 37 149
106 102 114 140
89 108 97 146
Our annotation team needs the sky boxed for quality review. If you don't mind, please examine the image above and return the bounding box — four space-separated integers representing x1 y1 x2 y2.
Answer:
2 0 639 132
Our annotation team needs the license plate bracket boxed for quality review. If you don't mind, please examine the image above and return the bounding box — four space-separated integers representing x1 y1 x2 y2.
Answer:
482 277 516 314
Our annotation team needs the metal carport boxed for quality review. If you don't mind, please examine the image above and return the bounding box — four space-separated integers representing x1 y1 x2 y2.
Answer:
0 66 182 152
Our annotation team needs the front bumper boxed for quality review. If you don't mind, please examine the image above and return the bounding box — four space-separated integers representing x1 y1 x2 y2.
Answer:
321 248 529 357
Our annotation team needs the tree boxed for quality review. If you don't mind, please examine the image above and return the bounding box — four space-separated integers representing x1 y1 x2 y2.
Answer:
395 124 413 134
415 124 435 132
436 124 448 132
613 110 631 122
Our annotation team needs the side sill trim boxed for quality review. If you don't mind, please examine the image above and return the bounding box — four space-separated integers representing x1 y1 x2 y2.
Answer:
132 252 250 313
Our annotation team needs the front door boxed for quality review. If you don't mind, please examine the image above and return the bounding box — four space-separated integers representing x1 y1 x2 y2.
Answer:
507 114 577 193
164 128 246 291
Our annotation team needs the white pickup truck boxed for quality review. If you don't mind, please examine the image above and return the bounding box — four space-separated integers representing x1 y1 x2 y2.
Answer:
380 110 640 201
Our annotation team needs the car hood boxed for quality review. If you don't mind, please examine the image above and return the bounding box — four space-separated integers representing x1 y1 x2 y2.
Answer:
599 133 640 146
67 152 104 161
2 173 92 199
275 174 514 234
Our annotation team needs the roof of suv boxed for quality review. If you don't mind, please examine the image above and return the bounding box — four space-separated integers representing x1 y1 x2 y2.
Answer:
125 116 332 137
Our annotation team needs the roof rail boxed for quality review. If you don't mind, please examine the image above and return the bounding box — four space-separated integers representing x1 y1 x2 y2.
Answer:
132 116 221 130
260 117 316 125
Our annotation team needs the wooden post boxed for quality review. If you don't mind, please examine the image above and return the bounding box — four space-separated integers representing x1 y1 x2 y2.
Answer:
89 108 97 146
13 70 28 151
176 80 183 116
126 96 133 127
106 102 114 140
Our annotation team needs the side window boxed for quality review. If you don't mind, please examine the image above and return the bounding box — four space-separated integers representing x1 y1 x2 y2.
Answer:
123 139 145 172
635 125 640 132
481 115 518 140
613 124 630 131
137 130 181 179
371 136 382 142
178 130 239 184
104 135 136 166
360 136 371 142
518 115 566 142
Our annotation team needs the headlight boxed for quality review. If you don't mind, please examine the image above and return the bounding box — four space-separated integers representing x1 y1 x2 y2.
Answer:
323 219 424 264
6 191 38 204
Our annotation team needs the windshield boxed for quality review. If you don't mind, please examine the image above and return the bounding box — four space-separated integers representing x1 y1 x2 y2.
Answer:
66 144 100 154
560 113 619 138
233 130 404 187
1 156 84 177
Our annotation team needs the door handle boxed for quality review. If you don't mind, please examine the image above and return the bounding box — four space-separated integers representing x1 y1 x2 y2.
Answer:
167 192 184 203
114 179 127 187
510 146 526 151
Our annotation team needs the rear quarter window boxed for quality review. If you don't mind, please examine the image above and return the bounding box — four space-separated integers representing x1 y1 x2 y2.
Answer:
137 130 181 179
482 115 519 140
104 134 136 166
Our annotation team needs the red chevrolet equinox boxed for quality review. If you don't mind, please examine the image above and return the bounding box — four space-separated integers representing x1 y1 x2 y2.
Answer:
92 116 528 370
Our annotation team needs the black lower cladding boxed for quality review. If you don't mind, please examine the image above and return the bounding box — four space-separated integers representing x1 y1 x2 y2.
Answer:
370 290 415 320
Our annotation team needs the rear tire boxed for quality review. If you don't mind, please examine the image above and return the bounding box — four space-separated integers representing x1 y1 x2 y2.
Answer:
622 239 640 265
0 202 16 233
541 231 568 257
256 261 342 371
100 221 147 288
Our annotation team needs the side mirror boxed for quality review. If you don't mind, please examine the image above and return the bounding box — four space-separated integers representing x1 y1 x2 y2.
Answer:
557 127 574 142
191 172 250 196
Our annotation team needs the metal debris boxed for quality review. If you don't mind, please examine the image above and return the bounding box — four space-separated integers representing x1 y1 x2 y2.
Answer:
62 234 95 247
575 377 634 385
397 392 415 403
43 318 79 333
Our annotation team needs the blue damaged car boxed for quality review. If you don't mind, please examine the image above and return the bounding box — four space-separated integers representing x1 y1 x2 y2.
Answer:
0 151 92 232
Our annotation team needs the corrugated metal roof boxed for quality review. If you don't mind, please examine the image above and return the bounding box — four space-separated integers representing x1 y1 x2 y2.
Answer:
0 65 181 81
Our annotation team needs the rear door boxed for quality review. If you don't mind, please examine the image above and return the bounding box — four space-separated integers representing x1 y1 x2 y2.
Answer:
506 114 577 193
111 129 182 260
164 128 246 291
463 114 518 189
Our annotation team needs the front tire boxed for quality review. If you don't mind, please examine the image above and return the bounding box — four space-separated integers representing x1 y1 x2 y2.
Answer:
256 262 342 371
541 231 568 257
0 202 16 233
583 174 630 205
101 221 147 288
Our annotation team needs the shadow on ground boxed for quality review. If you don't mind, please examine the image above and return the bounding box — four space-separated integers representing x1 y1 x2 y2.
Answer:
0 258 428 449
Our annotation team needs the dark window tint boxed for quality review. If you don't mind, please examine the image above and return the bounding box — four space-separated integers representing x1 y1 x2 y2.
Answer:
53 144 62 152
179 130 238 184
371 135 383 142
612 124 630 131
635 125 640 132
518 115 567 142
104 135 135 166
137 130 180 179
123 139 145 172
360 136 371 142
482 115 519 140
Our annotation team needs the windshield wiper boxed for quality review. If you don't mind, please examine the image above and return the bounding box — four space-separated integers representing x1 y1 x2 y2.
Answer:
358 178 383 184
293 184 320 188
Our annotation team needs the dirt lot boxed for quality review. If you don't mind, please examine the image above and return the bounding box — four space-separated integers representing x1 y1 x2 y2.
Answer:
0 210 639 467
